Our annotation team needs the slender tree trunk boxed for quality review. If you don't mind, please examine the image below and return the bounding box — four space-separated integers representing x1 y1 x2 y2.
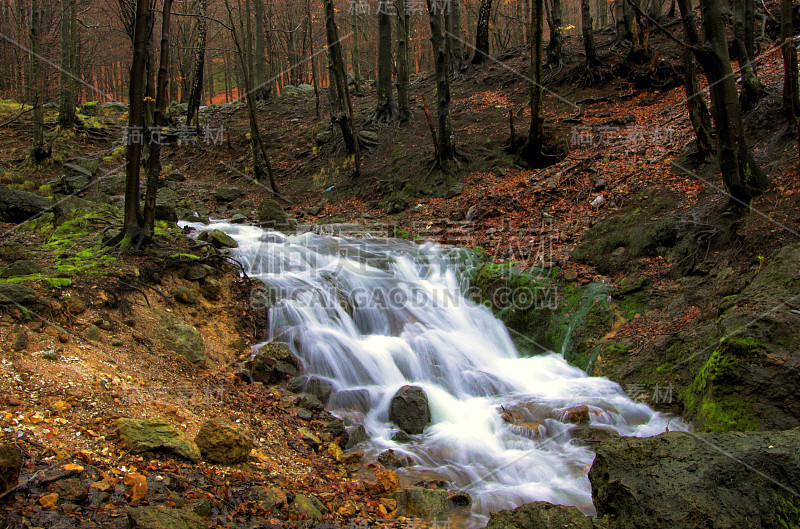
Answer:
373 7 397 122
582 0 601 66
58 0 76 128
186 0 206 127
684 46 714 157
678 0 768 205
307 0 320 117
781 0 800 123
450 0 464 71
29 0 48 163
524 0 544 162
253 0 269 99
426 0 455 165
142 0 172 246
324 0 361 175
396 0 411 122
473 0 493 64
351 4 364 96
121 0 151 246
546 0 563 67
733 0 762 109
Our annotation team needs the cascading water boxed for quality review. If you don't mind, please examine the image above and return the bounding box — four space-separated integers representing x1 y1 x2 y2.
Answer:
186 221 686 527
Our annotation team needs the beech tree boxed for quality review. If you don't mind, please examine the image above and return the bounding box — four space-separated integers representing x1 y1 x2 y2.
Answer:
426 0 455 166
371 3 397 122
472 0 492 64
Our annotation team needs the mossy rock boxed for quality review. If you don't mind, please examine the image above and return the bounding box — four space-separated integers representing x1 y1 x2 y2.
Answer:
0 260 43 278
158 319 206 365
128 505 204 529
115 418 201 461
256 199 290 228
194 418 253 464
0 283 39 305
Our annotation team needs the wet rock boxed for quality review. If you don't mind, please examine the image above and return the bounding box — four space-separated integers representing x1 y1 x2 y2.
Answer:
392 430 413 443
0 443 23 493
173 286 197 304
158 320 205 365
298 427 322 450
287 376 308 393
214 186 245 203
486 502 594 529
449 490 472 508
194 419 253 464
298 393 324 411
391 486 450 520
204 229 238 249
249 342 300 383
0 283 39 305
293 493 323 520
128 505 204 529
376 469 400 493
389 385 431 435
0 260 42 278
562 405 591 424
305 377 333 404
115 418 201 461
570 426 621 445
297 408 313 420
199 278 221 301
257 199 289 228
344 424 369 449
377 449 411 469
0 186 50 223
589 428 800 529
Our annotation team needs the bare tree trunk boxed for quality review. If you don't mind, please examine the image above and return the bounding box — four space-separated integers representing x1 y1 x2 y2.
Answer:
582 0 601 66
450 0 464 71
781 0 800 123
733 0 762 109
372 7 397 122
253 0 269 99
121 0 151 246
324 0 361 176
546 0 563 67
684 46 713 157
523 0 544 162
426 0 455 165
58 0 76 128
350 4 364 96
396 0 411 122
186 0 206 127
142 0 172 246
307 0 320 117
678 0 768 205
29 0 48 163
473 0 493 64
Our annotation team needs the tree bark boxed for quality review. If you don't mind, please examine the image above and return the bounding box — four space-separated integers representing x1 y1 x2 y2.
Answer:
473 0 493 64
523 0 544 161
141 0 172 246
683 46 714 157
186 0 206 127
450 0 464 71
678 0 768 205
121 0 151 245
30 0 48 163
253 0 269 100
396 0 411 121
426 0 455 165
324 0 361 176
781 0 800 123
582 0 601 66
351 4 364 96
733 0 762 109
373 6 397 122
546 0 563 67
307 0 320 117
58 0 77 128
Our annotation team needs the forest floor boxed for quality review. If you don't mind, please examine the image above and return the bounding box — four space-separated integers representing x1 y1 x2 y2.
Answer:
1 19 799 529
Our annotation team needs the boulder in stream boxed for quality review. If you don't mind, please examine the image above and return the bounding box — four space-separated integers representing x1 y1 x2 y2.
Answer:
389 385 431 435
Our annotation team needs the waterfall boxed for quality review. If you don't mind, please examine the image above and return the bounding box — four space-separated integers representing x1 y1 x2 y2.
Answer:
186 222 685 527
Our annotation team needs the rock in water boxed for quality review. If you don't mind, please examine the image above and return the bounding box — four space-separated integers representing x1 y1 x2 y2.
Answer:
0 444 23 493
391 487 450 519
389 385 430 435
486 502 593 529
248 342 300 383
194 418 253 464
589 428 800 529
115 418 201 461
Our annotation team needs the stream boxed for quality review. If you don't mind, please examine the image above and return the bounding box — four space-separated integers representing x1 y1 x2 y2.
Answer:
185 221 686 527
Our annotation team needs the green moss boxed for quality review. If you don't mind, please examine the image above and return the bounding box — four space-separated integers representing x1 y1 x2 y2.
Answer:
695 395 757 432
170 253 201 260
42 353 59 361
777 496 800 529
0 274 72 288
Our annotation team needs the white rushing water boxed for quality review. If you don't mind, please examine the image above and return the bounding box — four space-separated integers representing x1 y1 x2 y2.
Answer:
185 221 686 526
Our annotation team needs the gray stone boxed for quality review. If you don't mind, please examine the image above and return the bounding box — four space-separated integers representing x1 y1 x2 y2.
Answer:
174 286 197 304
199 278 221 301
83 324 102 341
158 320 205 365
205 229 238 249
256 199 289 228
305 377 333 404
389 385 430 435
0 186 50 223
214 186 245 203
486 502 594 529
128 506 204 529
315 131 333 145
0 260 42 278
391 487 450 520
0 443 23 493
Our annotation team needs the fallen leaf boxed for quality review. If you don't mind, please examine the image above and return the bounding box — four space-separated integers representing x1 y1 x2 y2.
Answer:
38 493 58 509
63 463 84 472
124 474 148 502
